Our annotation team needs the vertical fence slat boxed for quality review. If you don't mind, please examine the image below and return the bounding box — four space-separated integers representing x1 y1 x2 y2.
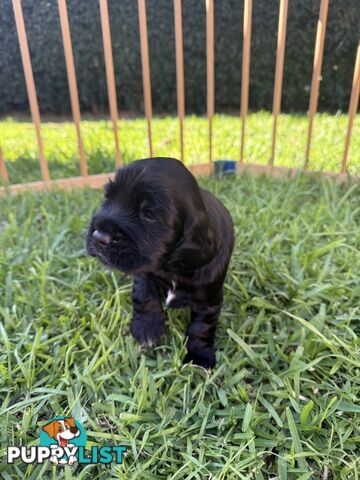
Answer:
58 0 87 176
270 0 288 167
12 0 50 182
174 0 185 163
138 0 153 157
240 0 252 164
342 43 360 174
99 0 122 167
304 0 329 170
206 0 214 164
0 148 9 183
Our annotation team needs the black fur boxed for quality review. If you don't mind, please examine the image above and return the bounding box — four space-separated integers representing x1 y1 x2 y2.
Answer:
86 157 234 368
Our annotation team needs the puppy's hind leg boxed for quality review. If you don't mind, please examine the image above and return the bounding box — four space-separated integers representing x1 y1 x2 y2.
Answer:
131 275 165 347
184 301 222 369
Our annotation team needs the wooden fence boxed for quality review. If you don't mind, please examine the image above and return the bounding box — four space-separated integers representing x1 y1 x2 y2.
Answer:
0 0 359 195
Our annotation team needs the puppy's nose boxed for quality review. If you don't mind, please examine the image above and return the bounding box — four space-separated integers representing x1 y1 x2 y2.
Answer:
93 229 112 246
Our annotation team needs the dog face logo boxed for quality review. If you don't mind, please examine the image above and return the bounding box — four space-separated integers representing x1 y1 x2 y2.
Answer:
40 416 86 465
42 418 80 448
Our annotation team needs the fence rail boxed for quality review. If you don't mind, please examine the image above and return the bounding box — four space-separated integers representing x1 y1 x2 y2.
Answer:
1 0 359 195
174 0 185 163
304 0 329 170
12 0 49 183
270 0 288 167
100 0 122 167
138 0 153 158
240 0 252 164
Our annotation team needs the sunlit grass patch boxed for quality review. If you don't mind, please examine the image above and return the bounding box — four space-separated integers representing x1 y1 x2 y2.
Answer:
1 112 359 185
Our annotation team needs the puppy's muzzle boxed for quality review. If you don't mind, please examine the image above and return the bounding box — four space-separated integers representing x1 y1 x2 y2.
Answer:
93 229 112 246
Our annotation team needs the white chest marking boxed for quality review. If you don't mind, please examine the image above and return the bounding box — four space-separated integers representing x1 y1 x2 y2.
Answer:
165 281 177 306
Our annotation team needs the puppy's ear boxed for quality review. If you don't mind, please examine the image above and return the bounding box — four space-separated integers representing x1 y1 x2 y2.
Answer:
168 210 216 271
104 180 116 199
65 417 76 428
42 421 57 439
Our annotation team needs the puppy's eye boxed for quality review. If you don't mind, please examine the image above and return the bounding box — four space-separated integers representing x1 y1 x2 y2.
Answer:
141 208 155 221
139 201 156 221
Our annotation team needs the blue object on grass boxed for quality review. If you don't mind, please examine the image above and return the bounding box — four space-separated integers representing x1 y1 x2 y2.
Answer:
214 159 237 176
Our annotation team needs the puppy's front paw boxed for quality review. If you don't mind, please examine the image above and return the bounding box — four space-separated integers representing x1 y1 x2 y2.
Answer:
130 314 165 347
183 350 216 369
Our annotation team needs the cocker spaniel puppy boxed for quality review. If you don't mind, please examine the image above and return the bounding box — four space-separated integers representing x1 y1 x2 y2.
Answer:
86 157 234 368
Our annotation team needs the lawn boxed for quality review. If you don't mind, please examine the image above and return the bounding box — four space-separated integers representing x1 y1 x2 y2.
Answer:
0 172 359 479
1 112 359 185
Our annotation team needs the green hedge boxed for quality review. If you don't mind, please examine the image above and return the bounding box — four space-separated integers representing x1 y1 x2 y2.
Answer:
0 0 359 115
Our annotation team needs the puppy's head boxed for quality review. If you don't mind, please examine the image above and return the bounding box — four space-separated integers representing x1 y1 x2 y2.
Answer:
42 418 79 446
86 157 215 275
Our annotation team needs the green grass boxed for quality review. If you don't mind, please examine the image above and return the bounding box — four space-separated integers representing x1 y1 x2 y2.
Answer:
0 173 359 479
1 112 359 185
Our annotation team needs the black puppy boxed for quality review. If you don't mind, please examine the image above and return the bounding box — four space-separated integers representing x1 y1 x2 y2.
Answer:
86 157 234 368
